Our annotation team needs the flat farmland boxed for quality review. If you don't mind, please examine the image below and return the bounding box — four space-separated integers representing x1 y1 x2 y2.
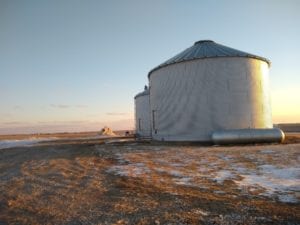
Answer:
0 135 299 224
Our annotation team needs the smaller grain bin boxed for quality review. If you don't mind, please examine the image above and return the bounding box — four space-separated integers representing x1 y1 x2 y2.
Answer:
134 86 151 138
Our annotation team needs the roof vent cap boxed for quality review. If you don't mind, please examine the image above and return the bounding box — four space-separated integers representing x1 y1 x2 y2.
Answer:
194 40 214 45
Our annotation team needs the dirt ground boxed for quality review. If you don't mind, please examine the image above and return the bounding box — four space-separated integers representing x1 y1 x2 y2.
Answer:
0 135 299 225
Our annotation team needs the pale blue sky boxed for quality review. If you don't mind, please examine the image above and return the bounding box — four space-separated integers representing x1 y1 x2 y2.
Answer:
0 0 299 134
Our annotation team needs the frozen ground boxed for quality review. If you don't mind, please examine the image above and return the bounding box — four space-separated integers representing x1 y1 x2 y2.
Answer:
0 137 299 224
107 143 300 204
0 135 124 150
0 138 58 150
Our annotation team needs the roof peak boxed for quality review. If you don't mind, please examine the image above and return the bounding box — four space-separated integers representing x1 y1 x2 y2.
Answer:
194 40 214 45
134 88 150 99
148 40 270 78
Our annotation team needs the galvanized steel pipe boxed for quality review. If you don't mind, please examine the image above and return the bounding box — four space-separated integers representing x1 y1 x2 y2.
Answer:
212 128 285 145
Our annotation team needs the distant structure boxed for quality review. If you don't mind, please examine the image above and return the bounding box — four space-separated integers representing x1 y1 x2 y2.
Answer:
134 40 284 144
134 85 151 138
100 126 116 136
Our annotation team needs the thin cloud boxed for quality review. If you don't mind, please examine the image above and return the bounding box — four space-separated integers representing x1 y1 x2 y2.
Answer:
37 120 89 125
2 121 27 125
50 104 88 109
106 112 128 116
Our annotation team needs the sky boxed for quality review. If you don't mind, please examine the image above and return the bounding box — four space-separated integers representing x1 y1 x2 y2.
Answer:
0 0 299 134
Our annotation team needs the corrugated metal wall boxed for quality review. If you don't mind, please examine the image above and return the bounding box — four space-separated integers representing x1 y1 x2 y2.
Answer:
135 93 151 137
149 57 272 141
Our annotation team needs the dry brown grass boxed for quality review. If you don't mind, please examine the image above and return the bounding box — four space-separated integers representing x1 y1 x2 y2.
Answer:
0 138 299 224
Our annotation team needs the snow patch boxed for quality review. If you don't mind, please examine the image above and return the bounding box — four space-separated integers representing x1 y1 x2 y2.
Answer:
168 170 184 177
214 190 226 195
154 168 184 177
259 165 300 181
0 138 56 150
213 170 235 184
278 194 299 203
218 154 233 161
260 149 275 154
235 164 300 202
193 209 209 216
173 177 192 186
107 163 149 177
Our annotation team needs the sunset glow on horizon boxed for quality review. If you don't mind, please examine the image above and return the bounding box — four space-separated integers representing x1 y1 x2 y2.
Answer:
271 86 300 124
0 0 299 135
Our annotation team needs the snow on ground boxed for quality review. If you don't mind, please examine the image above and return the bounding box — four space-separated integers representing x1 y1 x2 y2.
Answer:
107 162 150 177
107 145 300 203
235 165 300 201
173 177 193 186
278 194 299 203
0 138 57 150
260 149 275 154
213 170 235 184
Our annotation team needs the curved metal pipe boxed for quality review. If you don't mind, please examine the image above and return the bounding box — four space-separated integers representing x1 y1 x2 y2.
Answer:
212 128 285 145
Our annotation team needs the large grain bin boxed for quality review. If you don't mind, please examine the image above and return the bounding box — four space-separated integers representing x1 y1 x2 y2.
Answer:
148 40 276 142
134 86 151 138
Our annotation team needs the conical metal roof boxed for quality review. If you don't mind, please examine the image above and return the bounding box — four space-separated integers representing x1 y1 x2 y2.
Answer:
148 40 270 77
134 88 150 99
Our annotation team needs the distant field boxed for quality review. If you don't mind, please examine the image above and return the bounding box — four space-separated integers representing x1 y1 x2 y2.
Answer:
0 130 133 141
0 137 299 224
276 123 300 133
